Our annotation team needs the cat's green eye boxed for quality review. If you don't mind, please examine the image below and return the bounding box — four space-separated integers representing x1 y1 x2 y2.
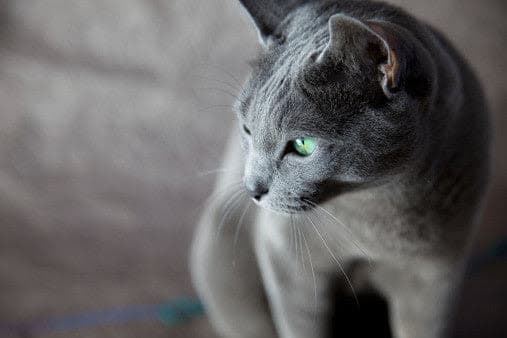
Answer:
293 137 317 156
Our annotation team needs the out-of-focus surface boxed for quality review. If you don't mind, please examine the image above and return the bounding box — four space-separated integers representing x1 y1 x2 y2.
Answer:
0 0 505 337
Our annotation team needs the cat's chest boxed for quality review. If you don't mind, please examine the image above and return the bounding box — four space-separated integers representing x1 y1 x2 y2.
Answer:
322 188 444 257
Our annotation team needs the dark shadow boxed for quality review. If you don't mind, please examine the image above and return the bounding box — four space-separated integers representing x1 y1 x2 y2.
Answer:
327 288 393 338
449 178 507 338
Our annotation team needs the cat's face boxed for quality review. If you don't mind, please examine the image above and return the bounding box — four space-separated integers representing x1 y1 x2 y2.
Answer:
235 3 434 214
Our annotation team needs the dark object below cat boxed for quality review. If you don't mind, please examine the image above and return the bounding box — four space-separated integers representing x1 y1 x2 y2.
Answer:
328 289 393 338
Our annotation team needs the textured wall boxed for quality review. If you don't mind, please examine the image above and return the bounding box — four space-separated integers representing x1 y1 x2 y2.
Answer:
0 1 505 337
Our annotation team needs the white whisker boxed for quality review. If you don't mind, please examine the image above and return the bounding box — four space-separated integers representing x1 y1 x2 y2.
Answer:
303 198 371 265
196 168 239 177
196 104 233 113
232 202 252 268
291 216 299 267
300 219 318 321
192 75 241 92
306 213 359 306
297 225 306 273
215 189 245 240
195 87 239 101
194 181 243 219
194 62 242 86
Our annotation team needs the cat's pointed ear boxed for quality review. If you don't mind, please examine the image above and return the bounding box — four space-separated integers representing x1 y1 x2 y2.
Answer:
317 14 411 98
238 0 284 45
238 0 311 46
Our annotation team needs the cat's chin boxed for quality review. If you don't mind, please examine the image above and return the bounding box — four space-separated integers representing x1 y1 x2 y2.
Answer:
255 199 312 216
268 207 308 216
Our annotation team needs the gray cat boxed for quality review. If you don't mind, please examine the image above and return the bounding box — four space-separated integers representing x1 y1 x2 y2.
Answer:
191 1 491 337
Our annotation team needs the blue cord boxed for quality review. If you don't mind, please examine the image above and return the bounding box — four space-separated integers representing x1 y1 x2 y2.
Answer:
0 297 204 336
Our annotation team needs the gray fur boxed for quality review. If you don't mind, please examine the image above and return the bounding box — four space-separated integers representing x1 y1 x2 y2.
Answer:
191 1 490 337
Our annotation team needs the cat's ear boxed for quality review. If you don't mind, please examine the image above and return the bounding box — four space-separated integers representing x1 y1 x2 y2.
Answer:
317 14 416 98
238 0 311 46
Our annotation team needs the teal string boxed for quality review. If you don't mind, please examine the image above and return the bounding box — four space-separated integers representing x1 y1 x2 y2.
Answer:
0 297 205 336
158 298 205 325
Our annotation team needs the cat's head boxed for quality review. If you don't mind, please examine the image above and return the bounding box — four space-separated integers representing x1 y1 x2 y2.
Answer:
236 0 436 214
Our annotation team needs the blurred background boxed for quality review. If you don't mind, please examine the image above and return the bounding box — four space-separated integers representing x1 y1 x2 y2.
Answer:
0 0 505 337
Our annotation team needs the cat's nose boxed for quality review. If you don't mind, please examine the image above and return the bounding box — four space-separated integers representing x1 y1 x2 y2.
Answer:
244 177 269 201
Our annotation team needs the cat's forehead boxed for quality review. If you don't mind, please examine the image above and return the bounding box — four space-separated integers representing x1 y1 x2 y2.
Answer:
238 73 327 142
239 33 324 121
238 71 331 143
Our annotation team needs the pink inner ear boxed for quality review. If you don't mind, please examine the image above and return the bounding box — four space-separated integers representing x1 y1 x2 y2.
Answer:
384 49 399 88
367 22 401 89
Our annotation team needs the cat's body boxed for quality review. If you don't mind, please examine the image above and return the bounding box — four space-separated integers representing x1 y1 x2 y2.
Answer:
191 1 490 337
